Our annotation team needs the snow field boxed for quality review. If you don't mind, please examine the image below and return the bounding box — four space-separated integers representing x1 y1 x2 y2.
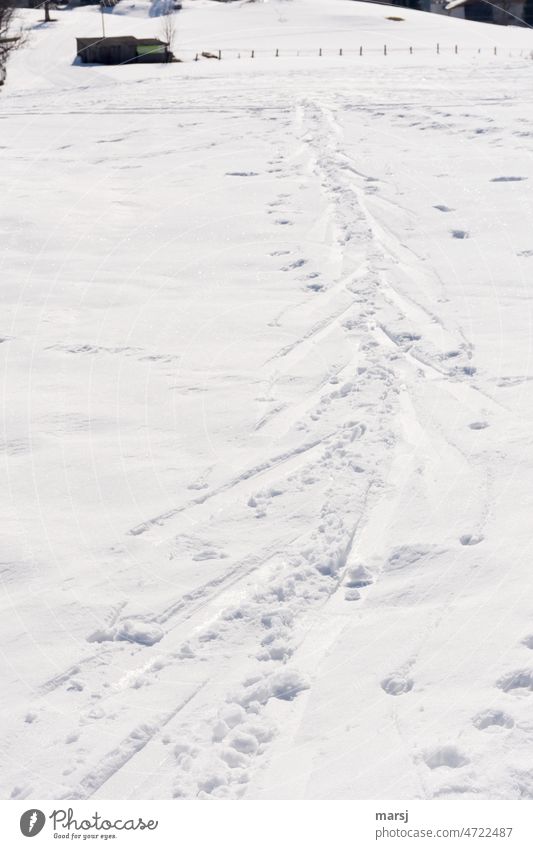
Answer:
1 0 533 801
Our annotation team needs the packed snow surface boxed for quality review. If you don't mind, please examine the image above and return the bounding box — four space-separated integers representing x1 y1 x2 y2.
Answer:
1 0 533 800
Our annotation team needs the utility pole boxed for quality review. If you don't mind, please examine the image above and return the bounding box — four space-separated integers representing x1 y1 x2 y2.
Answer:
100 3 106 39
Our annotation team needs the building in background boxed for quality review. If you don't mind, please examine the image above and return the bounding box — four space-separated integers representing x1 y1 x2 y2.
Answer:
76 36 172 64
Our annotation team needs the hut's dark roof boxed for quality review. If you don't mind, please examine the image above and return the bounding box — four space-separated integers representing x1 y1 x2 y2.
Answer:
76 36 167 47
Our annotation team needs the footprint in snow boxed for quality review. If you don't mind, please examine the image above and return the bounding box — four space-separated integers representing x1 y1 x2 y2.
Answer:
192 548 228 561
381 675 413 696
275 219 293 226
490 176 527 183
434 204 453 213
456 365 476 377
468 421 489 430
472 709 514 731
459 534 484 546
451 229 469 240
281 258 307 271
384 544 437 572
345 563 373 588
497 670 533 692
225 171 260 177
187 480 209 491
247 487 284 519
344 589 361 601
423 746 469 770
87 619 164 647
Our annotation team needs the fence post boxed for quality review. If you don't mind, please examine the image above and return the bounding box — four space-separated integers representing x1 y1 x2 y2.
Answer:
218 49 221 60
384 44 387 56
319 47 322 57
494 46 497 55
437 43 439 54
276 48 279 57
409 46 412 55
339 48 343 56
454 44 458 54
251 49 254 58
359 45 363 56
195 52 198 61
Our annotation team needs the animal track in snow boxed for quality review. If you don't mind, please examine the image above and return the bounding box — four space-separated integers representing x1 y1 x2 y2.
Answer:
256 629 292 662
275 218 293 226
281 258 307 271
192 548 228 562
423 746 469 770
451 230 469 240
497 670 533 693
434 204 453 213
490 176 527 183
344 589 361 601
232 668 309 708
225 171 260 177
384 544 439 572
247 487 284 519
87 619 164 647
381 675 413 696
187 479 209 491
472 709 514 730
468 421 489 430
345 563 373 588
169 533 226 562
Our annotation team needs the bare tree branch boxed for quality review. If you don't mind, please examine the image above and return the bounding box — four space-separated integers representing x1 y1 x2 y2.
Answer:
159 10 177 57
0 1 26 87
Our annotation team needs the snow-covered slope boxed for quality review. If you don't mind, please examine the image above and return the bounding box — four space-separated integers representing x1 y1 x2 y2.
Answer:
1 0 533 801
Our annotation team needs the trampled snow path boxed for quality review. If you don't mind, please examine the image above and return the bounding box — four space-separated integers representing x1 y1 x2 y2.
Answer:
2 0 533 801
